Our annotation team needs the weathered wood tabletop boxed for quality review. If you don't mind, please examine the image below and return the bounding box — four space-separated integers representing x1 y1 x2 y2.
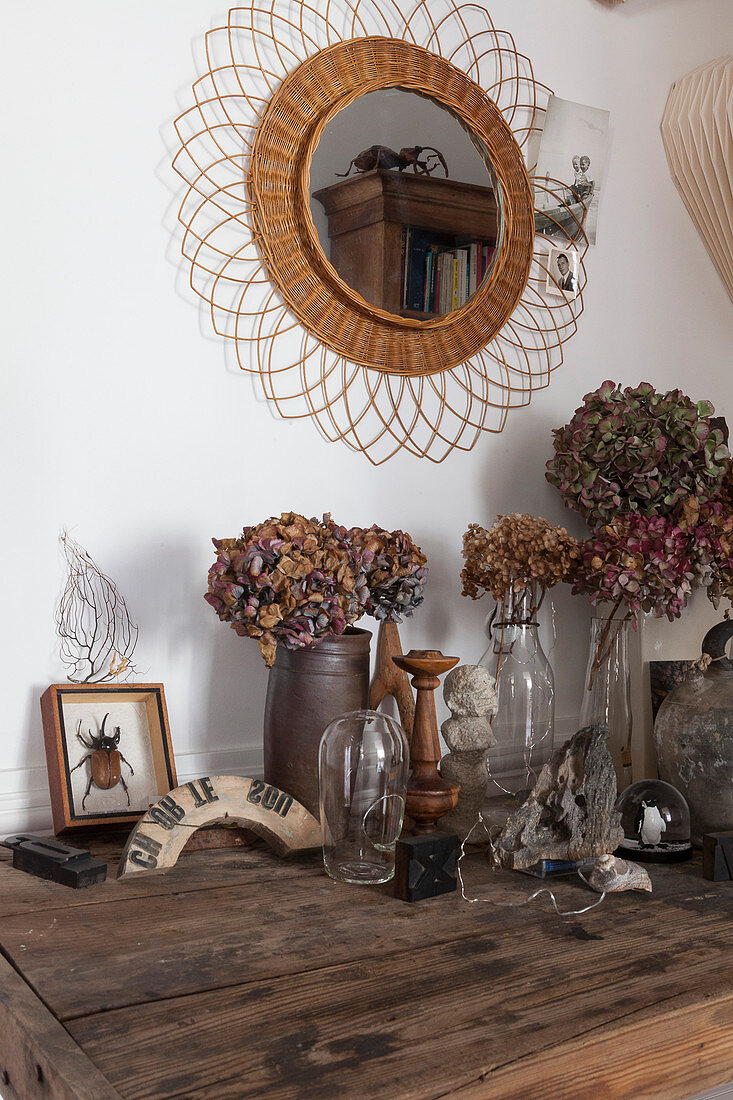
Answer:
0 835 731 1099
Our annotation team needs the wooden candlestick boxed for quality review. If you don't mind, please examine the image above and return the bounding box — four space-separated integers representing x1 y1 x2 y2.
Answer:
369 621 415 743
392 649 460 834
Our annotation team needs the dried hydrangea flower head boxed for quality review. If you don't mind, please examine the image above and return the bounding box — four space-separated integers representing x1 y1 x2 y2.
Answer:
461 513 580 621
676 497 733 615
348 525 427 623
205 512 368 667
546 381 729 527
720 458 733 517
573 514 696 623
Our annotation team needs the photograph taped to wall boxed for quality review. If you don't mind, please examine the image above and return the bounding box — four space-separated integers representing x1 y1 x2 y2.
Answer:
40 683 177 832
534 95 610 246
545 244 580 300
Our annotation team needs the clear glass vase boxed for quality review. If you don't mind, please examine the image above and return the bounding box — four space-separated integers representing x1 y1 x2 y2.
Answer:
480 587 555 791
318 709 408 885
579 615 633 790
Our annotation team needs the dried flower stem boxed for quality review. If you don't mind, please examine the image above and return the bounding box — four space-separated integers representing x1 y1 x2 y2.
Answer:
587 596 630 690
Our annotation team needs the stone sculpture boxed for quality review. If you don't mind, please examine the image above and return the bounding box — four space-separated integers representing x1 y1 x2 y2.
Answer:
439 665 498 841
495 724 624 870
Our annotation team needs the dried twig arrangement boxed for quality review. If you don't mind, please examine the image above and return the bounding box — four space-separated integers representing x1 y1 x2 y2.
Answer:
56 532 139 683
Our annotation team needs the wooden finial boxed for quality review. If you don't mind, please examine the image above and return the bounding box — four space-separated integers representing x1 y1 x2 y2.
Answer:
392 650 459 834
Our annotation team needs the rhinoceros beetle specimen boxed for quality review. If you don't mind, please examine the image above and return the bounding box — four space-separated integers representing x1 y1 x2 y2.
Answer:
70 713 134 810
337 145 449 178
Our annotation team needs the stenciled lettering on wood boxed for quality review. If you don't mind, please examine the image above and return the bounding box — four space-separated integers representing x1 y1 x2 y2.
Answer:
118 776 320 877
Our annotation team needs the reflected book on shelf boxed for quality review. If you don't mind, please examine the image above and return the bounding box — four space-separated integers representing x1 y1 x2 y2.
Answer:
401 227 494 315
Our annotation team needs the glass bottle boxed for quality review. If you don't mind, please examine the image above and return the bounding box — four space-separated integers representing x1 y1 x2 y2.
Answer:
579 614 633 789
318 709 408 884
480 585 555 791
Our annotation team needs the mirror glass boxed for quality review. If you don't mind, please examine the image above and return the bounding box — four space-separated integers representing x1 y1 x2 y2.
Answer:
309 89 503 319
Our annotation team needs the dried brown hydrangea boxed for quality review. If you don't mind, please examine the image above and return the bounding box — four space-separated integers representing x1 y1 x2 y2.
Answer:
461 513 581 616
205 512 367 667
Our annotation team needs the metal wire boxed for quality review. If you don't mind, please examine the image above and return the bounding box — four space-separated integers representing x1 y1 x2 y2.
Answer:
456 812 607 917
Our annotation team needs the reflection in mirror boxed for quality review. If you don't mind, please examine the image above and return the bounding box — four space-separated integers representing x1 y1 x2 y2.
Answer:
310 89 502 319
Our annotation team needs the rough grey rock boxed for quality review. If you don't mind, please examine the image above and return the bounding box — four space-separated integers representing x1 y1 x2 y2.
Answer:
443 664 498 717
495 724 624 870
440 665 498 841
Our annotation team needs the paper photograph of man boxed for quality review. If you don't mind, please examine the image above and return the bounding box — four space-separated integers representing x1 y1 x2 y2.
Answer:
545 245 580 300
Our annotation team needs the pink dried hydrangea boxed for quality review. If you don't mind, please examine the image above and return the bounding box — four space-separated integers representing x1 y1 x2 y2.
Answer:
677 498 733 610
573 514 696 621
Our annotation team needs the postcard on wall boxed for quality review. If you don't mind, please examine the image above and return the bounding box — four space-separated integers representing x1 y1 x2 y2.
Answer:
534 95 610 247
545 243 580 301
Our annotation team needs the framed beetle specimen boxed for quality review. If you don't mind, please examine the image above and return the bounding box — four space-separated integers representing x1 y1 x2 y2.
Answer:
40 684 177 835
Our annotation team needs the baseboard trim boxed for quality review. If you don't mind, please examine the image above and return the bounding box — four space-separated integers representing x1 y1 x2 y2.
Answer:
0 746 265 836
0 717 583 836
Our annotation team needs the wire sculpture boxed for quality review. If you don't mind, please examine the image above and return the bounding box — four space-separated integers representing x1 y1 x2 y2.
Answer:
56 532 139 684
172 1 588 463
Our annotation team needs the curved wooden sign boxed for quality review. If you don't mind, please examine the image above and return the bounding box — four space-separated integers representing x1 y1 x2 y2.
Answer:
117 776 321 877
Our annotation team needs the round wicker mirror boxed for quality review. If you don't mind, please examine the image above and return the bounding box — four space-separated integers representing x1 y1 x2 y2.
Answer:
174 4 588 463
248 38 533 375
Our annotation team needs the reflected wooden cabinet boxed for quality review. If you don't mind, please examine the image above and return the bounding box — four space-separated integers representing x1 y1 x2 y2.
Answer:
312 170 499 317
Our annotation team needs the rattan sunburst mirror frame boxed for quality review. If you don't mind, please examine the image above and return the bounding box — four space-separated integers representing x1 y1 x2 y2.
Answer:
173 3 588 463
249 37 534 375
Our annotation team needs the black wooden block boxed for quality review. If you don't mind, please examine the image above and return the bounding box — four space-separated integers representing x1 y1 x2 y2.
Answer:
1 834 107 889
394 831 458 903
702 831 733 881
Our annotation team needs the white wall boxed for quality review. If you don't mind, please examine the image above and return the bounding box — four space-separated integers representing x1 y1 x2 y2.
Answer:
1 0 732 833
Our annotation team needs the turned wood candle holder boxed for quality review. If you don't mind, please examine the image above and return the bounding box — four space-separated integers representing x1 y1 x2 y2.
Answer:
392 649 460 834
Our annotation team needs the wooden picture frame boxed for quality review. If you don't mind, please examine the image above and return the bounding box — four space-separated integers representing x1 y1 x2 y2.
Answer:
40 683 177 835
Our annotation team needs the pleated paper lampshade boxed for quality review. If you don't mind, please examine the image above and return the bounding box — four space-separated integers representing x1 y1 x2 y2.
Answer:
661 56 733 306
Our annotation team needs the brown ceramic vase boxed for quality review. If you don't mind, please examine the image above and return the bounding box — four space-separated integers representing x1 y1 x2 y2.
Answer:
263 627 371 819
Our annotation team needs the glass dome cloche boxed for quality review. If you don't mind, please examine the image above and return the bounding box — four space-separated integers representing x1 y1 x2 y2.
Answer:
615 779 692 863
318 709 409 885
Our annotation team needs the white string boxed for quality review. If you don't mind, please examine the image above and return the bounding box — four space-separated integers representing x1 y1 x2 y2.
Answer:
456 811 607 918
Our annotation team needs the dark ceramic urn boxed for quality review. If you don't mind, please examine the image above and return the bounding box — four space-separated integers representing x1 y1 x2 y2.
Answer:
263 627 371 818
654 620 733 844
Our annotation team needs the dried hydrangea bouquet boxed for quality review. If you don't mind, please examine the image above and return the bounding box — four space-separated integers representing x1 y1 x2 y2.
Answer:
460 513 580 787
547 381 732 782
205 512 427 813
205 513 427 666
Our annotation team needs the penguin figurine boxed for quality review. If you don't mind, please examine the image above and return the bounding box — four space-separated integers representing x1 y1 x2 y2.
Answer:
635 799 666 848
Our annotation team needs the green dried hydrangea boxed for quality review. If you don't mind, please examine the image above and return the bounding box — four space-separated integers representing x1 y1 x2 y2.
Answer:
546 381 729 526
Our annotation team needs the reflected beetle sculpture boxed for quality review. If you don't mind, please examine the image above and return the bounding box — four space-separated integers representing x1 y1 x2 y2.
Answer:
338 144 449 177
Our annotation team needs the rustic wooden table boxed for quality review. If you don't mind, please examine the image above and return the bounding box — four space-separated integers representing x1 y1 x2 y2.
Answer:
0 835 731 1099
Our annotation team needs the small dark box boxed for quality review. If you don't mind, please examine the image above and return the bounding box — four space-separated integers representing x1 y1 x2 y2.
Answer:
702 831 733 881
394 831 458 903
2 834 107 889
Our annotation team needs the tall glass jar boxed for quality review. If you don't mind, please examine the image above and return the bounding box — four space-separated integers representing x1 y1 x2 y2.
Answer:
480 586 555 790
579 614 633 789
318 709 408 885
